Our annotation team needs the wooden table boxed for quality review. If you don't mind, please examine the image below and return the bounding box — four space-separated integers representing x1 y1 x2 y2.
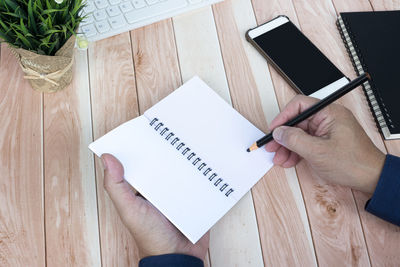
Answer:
1 0 399 266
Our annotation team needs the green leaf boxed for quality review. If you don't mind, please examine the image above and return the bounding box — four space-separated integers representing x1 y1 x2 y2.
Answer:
40 34 52 45
0 20 9 32
28 0 38 34
35 0 43 10
69 11 75 25
15 30 32 49
43 29 62 35
60 24 67 38
19 18 30 35
4 0 27 19
70 1 81 16
4 0 19 11
45 0 53 10
42 8 64 15
3 11 25 19
48 38 59 55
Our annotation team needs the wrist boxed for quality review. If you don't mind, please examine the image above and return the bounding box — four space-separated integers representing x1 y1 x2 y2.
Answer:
356 150 386 194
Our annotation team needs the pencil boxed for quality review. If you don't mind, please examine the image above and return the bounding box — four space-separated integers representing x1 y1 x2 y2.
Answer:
247 73 370 152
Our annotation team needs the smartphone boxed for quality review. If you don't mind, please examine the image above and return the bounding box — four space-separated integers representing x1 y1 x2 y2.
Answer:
246 15 349 99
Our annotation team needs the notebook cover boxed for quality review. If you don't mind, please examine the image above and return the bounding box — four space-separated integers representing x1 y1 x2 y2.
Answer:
339 11 400 136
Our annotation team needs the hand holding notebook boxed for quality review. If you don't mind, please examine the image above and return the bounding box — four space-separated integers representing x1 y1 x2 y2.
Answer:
89 76 274 243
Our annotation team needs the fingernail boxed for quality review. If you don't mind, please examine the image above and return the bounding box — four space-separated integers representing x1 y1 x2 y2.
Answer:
273 127 284 142
101 156 108 170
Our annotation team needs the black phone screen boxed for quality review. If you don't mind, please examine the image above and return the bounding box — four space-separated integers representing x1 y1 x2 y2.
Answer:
253 21 344 95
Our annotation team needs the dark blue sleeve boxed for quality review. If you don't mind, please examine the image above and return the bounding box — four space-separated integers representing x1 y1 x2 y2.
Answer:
365 154 400 226
139 254 204 267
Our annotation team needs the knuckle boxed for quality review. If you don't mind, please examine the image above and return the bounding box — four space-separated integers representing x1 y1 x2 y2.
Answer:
289 95 318 111
290 95 307 107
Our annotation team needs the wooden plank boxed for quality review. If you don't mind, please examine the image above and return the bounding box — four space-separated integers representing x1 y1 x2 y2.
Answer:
213 0 317 265
131 20 181 114
173 7 265 267
0 45 45 266
43 49 101 266
89 33 140 266
251 0 372 266
173 7 231 101
332 1 400 266
368 0 400 10
331 0 372 11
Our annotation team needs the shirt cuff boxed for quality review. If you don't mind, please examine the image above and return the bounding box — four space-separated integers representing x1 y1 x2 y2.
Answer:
365 154 400 226
139 254 204 267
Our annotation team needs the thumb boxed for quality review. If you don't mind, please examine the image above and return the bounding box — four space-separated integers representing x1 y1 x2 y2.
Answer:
101 153 139 216
272 126 320 159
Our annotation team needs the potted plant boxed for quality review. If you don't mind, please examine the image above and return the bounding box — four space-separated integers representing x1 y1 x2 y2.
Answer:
0 0 85 92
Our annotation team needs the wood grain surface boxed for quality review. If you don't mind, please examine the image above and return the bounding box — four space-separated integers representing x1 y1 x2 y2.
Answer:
43 50 101 266
1 0 399 266
0 45 45 267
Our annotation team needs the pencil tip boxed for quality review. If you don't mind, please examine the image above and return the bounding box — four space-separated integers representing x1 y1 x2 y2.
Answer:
247 143 258 152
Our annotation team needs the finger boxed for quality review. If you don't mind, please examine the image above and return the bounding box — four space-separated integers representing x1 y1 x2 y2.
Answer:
273 126 322 160
265 140 281 152
101 153 142 217
273 146 290 166
282 152 300 168
269 95 319 131
296 120 311 132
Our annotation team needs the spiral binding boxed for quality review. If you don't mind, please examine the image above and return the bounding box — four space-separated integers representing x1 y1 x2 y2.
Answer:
149 117 235 197
336 17 394 135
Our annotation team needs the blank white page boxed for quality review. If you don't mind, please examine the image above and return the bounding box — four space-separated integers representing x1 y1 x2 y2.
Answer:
144 76 274 201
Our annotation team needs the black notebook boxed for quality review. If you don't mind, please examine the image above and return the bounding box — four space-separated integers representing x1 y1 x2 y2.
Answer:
336 11 400 139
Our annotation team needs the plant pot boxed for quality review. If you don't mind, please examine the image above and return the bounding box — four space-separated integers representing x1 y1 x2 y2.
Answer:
10 35 76 93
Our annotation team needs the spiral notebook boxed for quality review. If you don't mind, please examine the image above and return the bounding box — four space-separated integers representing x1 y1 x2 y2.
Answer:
89 76 274 243
336 11 400 139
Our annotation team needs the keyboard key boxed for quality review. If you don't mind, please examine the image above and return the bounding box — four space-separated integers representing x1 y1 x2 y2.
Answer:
125 0 187 23
95 20 111 33
81 14 94 25
106 6 121 16
109 0 121 4
82 24 97 37
119 2 133 12
132 0 146 9
93 9 107 21
83 1 96 13
109 14 127 28
94 0 109 9
145 0 159 5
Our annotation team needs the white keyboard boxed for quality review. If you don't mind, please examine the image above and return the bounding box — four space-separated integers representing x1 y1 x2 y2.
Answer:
80 0 222 42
